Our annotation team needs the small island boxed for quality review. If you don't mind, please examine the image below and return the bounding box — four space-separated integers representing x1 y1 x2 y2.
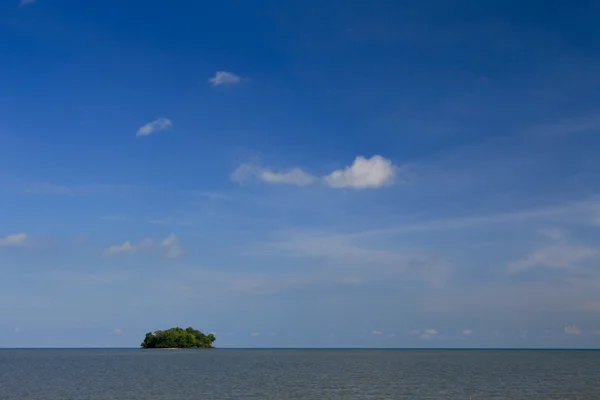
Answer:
141 327 216 349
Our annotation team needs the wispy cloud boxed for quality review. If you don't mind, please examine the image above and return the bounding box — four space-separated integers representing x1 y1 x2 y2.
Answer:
507 244 598 274
208 71 242 86
537 228 567 240
247 230 449 286
420 329 439 339
16 182 132 197
113 328 122 335
323 155 401 189
339 196 600 240
20 0 35 5
462 329 473 336
104 235 183 258
528 114 600 137
371 330 382 335
160 234 183 258
0 233 28 247
136 117 172 137
231 163 317 186
564 325 582 335
104 238 154 256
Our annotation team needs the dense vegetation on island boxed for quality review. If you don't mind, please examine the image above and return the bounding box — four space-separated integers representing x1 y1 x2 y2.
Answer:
141 327 216 349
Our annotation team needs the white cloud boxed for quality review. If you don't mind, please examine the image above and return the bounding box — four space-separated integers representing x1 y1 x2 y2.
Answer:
208 71 241 86
231 163 317 186
371 330 382 335
508 244 597 273
160 234 183 258
136 118 172 137
104 235 183 258
564 325 582 335
0 233 28 247
104 238 154 256
462 329 473 335
420 329 439 339
323 155 399 189
251 332 260 337
113 328 122 335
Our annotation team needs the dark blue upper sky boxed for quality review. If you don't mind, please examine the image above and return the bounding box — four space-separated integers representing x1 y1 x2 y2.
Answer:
1 0 600 348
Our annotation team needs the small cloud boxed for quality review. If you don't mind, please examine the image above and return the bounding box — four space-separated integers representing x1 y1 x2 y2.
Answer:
113 328 122 335
564 326 582 335
160 234 183 258
420 329 439 339
104 238 153 256
104 235 182 257
323 155 401 189
136 117 172 137
462 329 473 336
537 228 566 240
231 163 317 186
250 332 260 337
101 215 129 222
209 71 241 86
14 327 20 333
0 233 28 247
371 330 382 335
580 301 600 311
147 218 173 225
20 0 35 5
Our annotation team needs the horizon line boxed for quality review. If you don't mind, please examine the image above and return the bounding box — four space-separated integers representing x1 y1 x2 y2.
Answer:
1 347 599 350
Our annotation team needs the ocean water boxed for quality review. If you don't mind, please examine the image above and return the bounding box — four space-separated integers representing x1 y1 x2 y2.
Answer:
0 349 598 399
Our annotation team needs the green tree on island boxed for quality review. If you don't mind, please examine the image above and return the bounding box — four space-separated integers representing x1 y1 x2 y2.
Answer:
141 327 216 348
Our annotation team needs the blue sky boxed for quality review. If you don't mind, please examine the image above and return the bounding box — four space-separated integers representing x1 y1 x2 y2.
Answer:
1 0 600 348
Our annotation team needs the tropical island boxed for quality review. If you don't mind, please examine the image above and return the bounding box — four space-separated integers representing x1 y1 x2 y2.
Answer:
141 327 216 349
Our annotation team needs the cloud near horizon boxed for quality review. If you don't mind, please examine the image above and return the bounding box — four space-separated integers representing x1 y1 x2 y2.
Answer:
136 118 173 137
231 155 401 189
564 326 582 335
420 329 439 339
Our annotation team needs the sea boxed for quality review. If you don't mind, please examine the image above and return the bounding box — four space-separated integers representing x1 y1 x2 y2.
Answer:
1 349 598 399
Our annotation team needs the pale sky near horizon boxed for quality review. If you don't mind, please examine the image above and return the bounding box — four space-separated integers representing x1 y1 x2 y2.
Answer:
2 0 600 348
